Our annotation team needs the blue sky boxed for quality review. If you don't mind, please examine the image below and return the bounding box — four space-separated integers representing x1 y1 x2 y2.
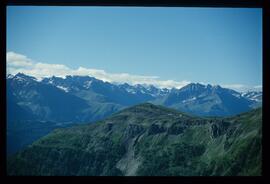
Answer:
7 6 262 90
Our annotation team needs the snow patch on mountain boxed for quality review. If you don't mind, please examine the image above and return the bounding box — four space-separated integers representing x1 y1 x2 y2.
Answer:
241 91 262 102
232 93 241 98
83 81 92 89
182 97 197 103
56 85 69 93
126 88 136 94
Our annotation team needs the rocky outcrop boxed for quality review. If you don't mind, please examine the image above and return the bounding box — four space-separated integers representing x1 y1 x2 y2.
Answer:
147 123 166 135
123 124 145 139
167 123 187 135
211 121 231 138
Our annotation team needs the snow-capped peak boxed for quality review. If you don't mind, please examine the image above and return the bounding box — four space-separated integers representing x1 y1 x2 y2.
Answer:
241 91 262 102
7 74 14 79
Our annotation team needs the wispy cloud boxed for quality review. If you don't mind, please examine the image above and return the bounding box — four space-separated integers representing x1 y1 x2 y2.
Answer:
6 51 190 89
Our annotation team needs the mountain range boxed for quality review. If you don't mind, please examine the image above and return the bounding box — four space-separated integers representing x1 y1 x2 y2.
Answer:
6 73 262 155
7 103 262 176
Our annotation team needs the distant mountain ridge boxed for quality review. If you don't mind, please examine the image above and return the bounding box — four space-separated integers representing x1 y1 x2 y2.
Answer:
6 73 262 155
7 73 262 121
151 83 260 116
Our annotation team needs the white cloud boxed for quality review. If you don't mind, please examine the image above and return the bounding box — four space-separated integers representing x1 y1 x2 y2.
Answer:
6 51 190 89
6 51 262 92
7 52 33 68
221 84 262 92
254 85 262 89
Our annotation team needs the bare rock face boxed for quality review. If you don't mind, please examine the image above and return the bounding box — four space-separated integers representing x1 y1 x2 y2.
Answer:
116 137 142 176
124 124 145 139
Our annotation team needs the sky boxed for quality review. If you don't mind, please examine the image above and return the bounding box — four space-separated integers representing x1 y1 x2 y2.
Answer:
6 6 262 91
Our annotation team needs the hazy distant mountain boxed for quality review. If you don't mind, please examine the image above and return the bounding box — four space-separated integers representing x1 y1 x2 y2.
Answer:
8 73 261 119
7 73 91 122
151 83 257 116
41 75 158 106
7 103 262 176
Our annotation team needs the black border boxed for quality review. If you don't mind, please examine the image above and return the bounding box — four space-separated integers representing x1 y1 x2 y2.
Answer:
1 0 7 179
2 0 263 8
1 0 269 183
4 0 264 7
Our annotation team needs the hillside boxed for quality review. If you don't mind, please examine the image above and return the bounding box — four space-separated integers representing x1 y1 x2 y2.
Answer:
7 103 262 176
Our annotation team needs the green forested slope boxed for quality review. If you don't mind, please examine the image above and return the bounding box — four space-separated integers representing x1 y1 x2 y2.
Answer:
7 103 262 176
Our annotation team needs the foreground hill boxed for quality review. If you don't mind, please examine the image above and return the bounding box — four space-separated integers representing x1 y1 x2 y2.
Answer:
7 103 262 176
